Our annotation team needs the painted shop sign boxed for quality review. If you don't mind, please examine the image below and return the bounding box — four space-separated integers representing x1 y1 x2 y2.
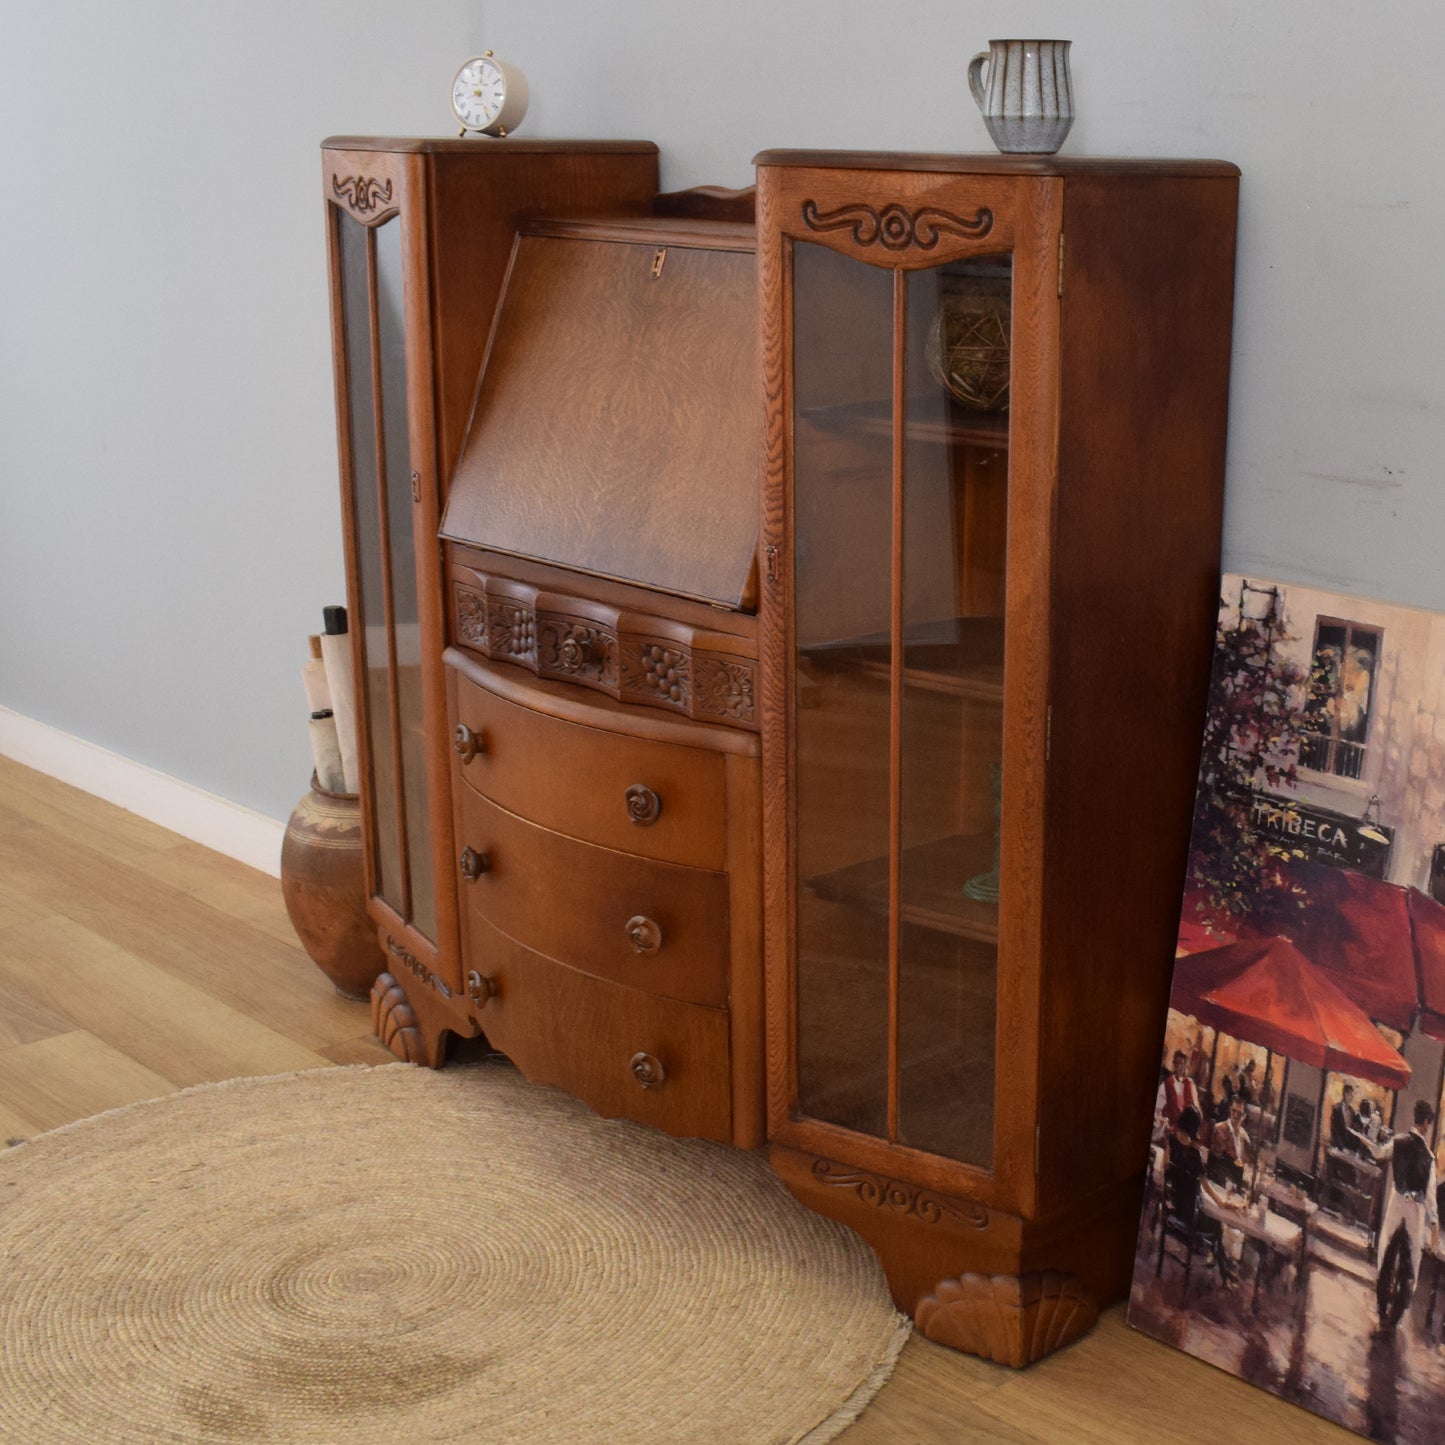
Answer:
1248 794 1392 877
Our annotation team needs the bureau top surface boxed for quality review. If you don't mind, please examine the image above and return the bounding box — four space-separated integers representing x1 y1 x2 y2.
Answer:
754 148 1239 178
322 136 659 155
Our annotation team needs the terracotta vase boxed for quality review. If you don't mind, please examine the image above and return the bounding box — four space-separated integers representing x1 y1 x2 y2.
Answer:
280 774 384 1000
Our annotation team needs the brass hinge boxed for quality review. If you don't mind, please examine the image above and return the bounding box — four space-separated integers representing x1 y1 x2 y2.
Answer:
1057 233 1065 298
765 542 778 583
1045 704 1053 762
651 246 667 279
410 470 421 503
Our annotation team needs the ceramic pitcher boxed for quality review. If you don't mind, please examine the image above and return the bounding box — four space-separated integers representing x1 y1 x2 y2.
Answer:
968 39 1074 155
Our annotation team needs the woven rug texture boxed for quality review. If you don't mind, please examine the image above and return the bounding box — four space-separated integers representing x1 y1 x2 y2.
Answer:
0 1062 907 1443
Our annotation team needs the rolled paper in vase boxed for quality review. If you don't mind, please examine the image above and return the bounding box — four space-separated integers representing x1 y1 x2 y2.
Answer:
319 608 360 795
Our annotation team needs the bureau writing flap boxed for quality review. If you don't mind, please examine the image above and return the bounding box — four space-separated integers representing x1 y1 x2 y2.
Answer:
441 232 759 610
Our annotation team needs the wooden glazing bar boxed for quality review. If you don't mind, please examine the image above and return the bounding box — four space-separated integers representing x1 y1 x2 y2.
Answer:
886 264 906 1145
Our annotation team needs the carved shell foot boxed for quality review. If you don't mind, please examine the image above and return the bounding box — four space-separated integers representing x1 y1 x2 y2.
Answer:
915 1270 1097 1367
371 971 427 1063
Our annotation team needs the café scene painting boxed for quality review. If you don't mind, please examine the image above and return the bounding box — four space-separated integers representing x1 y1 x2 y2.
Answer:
1129 574 1445 1443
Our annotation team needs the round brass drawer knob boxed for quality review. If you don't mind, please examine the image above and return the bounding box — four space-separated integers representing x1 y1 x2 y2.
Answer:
466 970 496 1006
458 846 492 882
454 724 486 764
630 1051 666 1089
625 915 663 955
624 784 662 827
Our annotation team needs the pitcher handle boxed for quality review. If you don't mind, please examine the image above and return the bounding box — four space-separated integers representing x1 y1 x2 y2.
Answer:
967 51 989 110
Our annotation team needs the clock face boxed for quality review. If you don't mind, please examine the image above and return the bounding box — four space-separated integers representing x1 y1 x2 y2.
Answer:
452 56 505 130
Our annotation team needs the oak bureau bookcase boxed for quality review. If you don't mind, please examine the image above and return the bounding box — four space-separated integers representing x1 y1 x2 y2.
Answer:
322 136 1239 1365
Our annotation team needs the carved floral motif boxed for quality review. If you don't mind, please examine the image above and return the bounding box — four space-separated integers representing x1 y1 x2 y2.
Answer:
540 620 616 686
455 588 488 649
801 199 994 250
694 657 755 722
810 1158 989 1228
450 577 757 729
624 643 690 708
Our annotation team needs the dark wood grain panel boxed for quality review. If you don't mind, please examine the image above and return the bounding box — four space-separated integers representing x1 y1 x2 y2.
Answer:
1035 171 1239 1218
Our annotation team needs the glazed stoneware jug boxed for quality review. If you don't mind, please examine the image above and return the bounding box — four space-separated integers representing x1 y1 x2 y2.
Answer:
968 39 1074 155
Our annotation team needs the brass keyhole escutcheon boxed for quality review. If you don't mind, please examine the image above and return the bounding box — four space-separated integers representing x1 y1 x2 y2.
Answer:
459 846 492 882
624 784 662 826
625 916 663 955
630 1051 666 1089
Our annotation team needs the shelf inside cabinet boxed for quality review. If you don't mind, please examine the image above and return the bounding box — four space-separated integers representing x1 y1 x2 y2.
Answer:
799 395 1009 449
801 616 1004 704
806 832 1000 943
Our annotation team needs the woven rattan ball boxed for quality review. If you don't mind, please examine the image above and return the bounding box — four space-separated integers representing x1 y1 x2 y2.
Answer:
925 287 1011 412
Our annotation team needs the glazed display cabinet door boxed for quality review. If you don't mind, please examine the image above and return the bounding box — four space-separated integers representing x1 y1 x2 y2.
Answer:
793 241 1015 1172
760 165 1062 1220
326 153 453 986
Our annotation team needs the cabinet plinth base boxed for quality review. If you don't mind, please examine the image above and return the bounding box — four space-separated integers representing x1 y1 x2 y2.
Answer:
769 1140 1135 1366
915 1270 1097 1367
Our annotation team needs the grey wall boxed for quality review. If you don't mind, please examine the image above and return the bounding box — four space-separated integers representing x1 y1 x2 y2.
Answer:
4 1 1444 824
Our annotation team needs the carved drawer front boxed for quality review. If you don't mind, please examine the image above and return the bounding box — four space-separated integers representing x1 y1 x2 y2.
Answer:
449 665 728 869
463 913 733 1142
454 788 729 1008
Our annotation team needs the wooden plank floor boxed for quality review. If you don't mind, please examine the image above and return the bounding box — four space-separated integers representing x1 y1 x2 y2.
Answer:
0 754 1350 1441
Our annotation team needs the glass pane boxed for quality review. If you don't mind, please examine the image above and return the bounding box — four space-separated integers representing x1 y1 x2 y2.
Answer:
792 242 894 1138
336 209 403 914
373 218 436 942
896 257 1009 1167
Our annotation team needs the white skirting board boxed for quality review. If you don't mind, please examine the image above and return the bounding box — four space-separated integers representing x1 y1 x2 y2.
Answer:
0 706 286 878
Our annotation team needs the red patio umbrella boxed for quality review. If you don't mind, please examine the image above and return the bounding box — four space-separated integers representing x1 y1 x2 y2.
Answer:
1168 936 1411 1091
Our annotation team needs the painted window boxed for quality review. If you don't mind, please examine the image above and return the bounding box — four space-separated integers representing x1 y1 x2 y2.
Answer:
1298 618 1381 780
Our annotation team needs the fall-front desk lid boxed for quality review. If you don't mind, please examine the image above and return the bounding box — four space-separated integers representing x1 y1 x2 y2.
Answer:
441 219 759 611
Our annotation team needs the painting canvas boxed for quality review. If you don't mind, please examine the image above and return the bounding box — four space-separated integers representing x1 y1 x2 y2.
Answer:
1128 574 1445 1443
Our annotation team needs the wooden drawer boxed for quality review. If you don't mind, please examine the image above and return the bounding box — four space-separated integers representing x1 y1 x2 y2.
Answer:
465 914 733 1142
448 662 728 869
455 788 729 1007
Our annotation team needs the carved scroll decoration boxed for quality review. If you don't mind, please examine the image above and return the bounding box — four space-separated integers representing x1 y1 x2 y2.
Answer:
810 1159 989 1229
385 936 453 999
331 174 396 220
801 199 994 251
915 1271 1098 1367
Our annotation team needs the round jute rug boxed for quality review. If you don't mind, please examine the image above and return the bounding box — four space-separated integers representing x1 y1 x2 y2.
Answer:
0 1062 907 1444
